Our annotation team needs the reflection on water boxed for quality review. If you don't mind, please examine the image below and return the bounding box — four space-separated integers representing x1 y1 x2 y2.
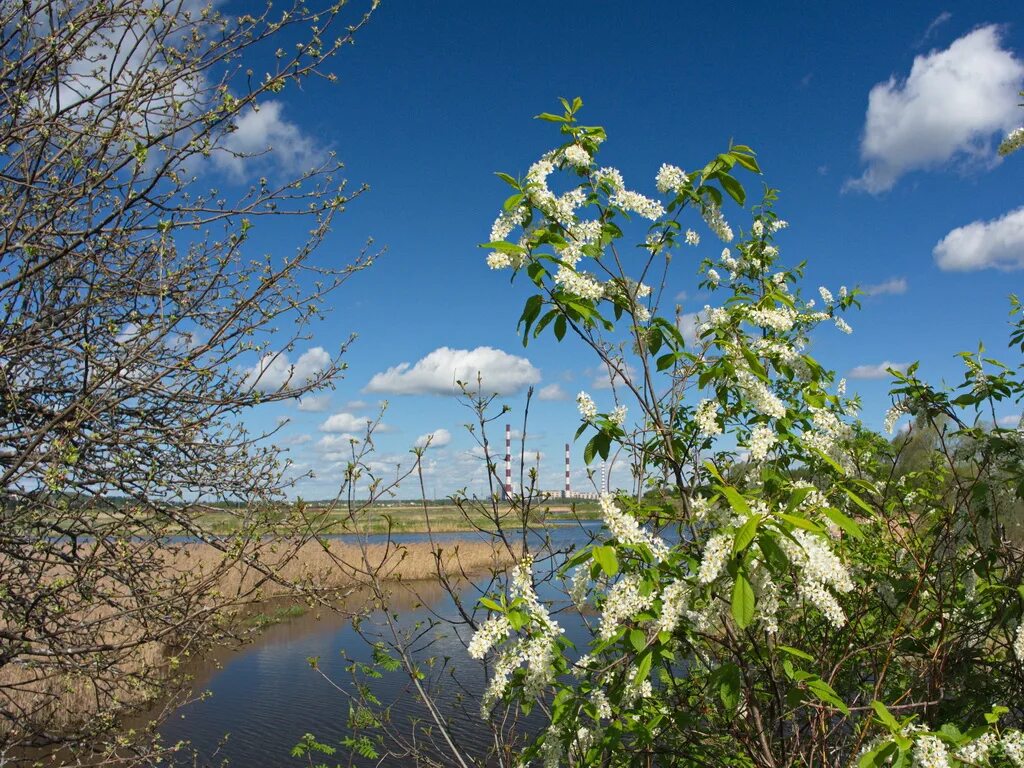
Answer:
159 523 602 767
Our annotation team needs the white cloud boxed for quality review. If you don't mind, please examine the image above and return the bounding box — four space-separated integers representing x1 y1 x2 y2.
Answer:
847 26 1024 193
863 277 908 296
364 346 540 396
245 346 331 393
918 11 952 46
320 412 373 433
847 361 910 379
592 363 638 390
297 394 331 412
933 206 1024 271
344 399 369 411
678 311 705 345
415 428 452 449
213 101 320 177
537 383 569 401
997 414 1021 427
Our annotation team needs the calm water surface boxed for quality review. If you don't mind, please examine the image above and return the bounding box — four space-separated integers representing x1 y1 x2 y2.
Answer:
158 523 603 767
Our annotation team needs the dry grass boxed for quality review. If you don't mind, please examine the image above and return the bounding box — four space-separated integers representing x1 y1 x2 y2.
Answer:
1 537 516 749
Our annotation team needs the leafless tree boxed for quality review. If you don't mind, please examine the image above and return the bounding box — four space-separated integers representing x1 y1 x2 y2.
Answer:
0 0 381 761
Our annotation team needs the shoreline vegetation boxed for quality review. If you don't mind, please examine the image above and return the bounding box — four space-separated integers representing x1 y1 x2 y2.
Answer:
188 501 604 536
3 536 520 751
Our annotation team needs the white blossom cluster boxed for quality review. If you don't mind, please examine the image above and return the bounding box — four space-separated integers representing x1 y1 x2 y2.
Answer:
912 735 950 768
1004 730 1024 767
685 228 700 246
468 615 512 659
479 557 564 718
656 579 691 635
489 205 527 242
1014 621 1024 664
818 286 834 305
752 219 764 237
655 163 688 194
780 529 854 628
702 202 734 242
697 533 731 584
834 316 853 334
707 268 721 286
694 399 722 436
802 406 854 472
747 424 778 461
577 391 598 420
884 402 907 434
747 305 797 332
598 573 653 640
751 338 800 366
593 166 624 191
555 265 605 300
610 403 628 427
954 732 996 765
561 144 591 168
599 493 669 560
736 369 787 420
999 126 1024 157
609 189 665 221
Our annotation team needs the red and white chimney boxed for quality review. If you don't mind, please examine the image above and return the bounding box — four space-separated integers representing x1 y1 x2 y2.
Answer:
504 423 512 498
564 442 571 497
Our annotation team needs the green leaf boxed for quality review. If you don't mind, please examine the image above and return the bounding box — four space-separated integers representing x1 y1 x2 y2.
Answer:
535 112 568 123
553 314 567 341
806 678 849 715
479 597 503 612
731 572 755 629
718 173 746 206
733 515 762 555
823 507 864 539
777 645 815 661
495 172 520 188
716 662 741 712
629 629 647 653
779 513 825 533
593 545 618 577
721 485 752 517
634 650 653 684
843 487 876 517
871 700 900 731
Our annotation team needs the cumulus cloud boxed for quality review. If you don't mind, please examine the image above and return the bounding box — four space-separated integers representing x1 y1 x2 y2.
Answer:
917 11 952 46
320 412 373 433
847 361 910 379
933 206 1024 271
863 277 908 296
537 383 569 401
297 394 331 412
592 363 638 390
415 428 452 449
847 26 1024 193
997 414 1021 427
364 346 540 396
678 310 707 345
213 101 320 177
245 347 331 393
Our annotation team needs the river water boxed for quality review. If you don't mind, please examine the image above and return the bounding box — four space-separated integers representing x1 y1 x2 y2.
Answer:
157 522 603 767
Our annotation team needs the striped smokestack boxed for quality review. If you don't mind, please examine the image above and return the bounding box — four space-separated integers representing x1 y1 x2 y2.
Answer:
504 423 512 498
564 442 571 497
600 460 607 494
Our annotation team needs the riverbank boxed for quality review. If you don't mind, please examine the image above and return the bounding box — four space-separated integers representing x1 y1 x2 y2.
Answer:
2 536 518 754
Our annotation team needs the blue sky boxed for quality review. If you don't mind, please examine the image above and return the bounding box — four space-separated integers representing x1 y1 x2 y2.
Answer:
231 2 1024 499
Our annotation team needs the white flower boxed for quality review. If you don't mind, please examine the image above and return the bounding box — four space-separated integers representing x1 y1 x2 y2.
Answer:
912 735 950 768
955 732 996 766
751 220 764 237
839 285 848 298
736 370 786 420
780 529 854 628
577 391 598 420
556 265 605 300
610 404 628 427
486 251 513 270
769 219 789 232
1014 622 1024 664
702 203 734 242
747 424 778 461
837 377 847 396
468 615 512 659
562 144 591 168
707 268 721 286
818 286 834 305
593 166 625 191
655 163 688 194
884 403 906 434
1003 731 1024 767
999 126 1024 157
590 689 612 720
697 533 731 584
599 573 653 640
695 399 722 436
685 229 700 246
634 304 651 323
834 317 853 334
748 305 797 332
490 206 527 242
599 493 669 560
610 189 665 221
763 244 779 258
656 579 690 635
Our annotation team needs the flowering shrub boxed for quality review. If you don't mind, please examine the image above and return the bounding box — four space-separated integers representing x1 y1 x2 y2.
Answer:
469 100 1024 767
